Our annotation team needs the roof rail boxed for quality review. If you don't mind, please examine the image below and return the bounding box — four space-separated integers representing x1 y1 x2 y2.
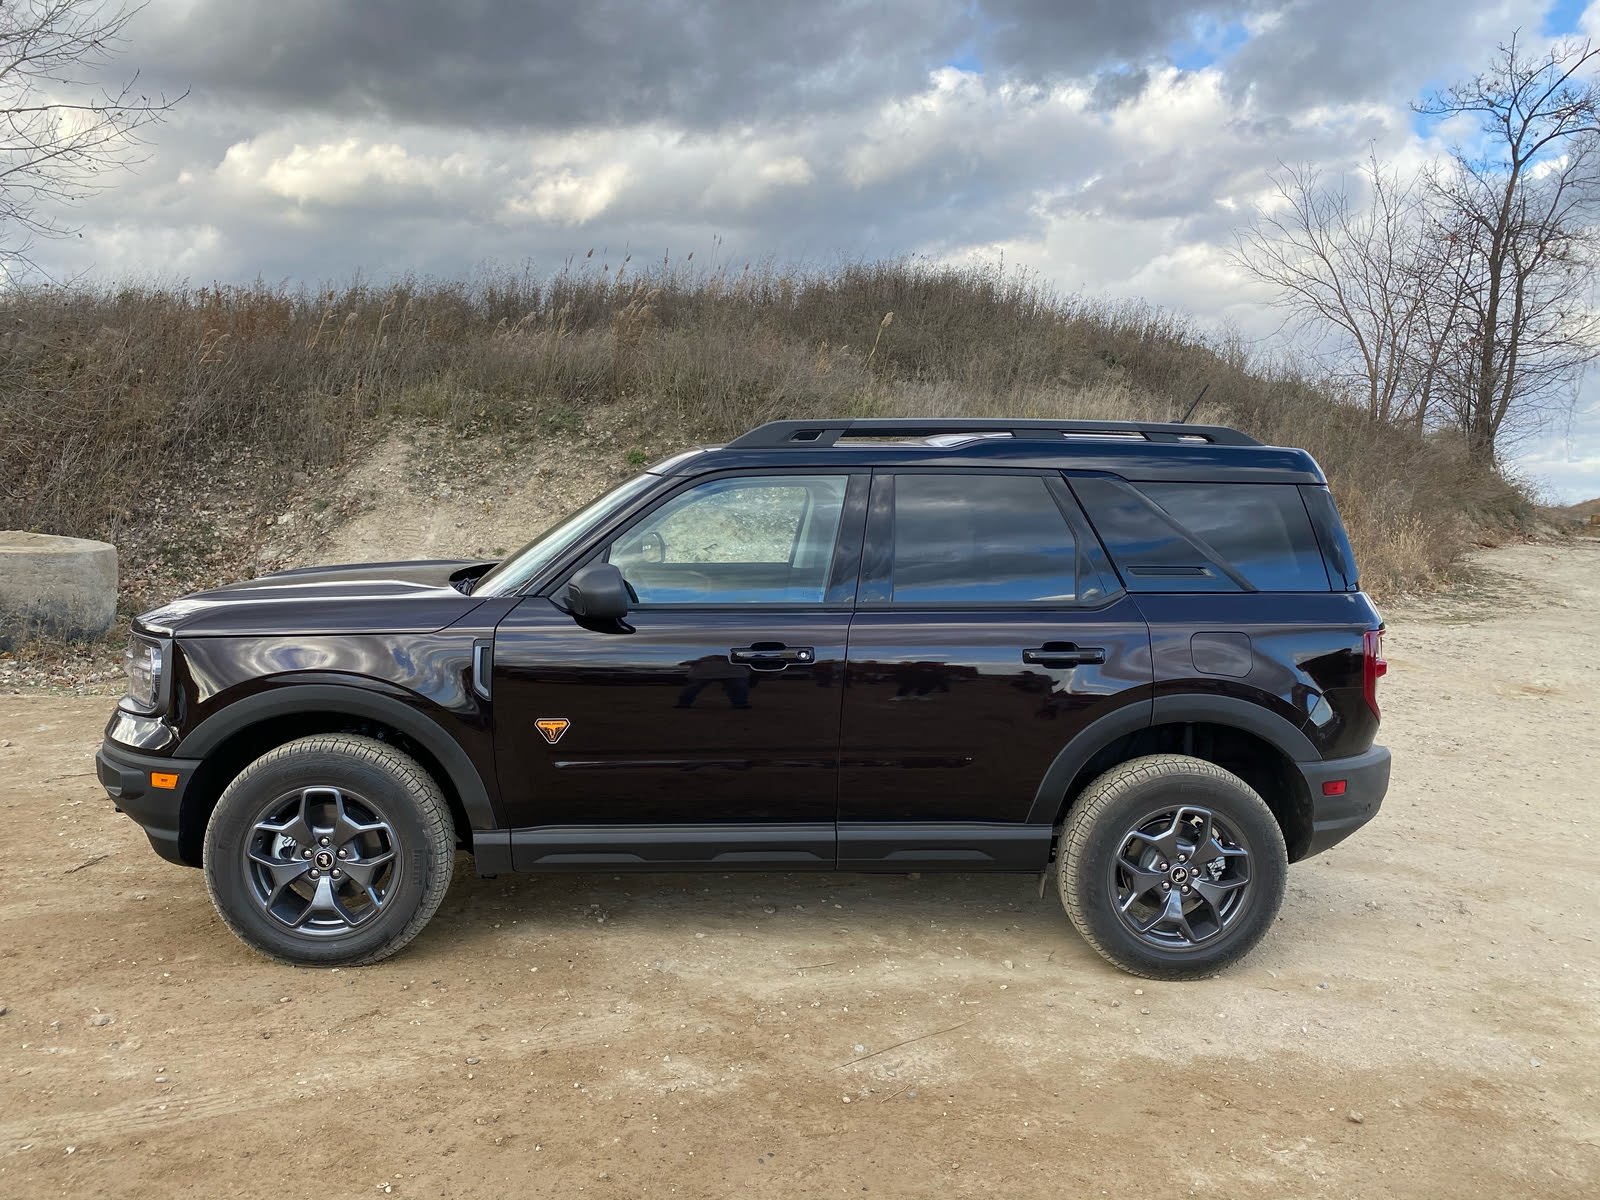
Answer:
723 418 1261 449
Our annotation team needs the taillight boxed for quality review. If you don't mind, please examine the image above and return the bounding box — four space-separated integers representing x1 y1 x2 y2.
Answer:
1362 629 1387 717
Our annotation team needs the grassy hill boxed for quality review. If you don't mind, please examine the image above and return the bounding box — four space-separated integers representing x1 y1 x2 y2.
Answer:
1555 497 1600 522
0 258 1533 608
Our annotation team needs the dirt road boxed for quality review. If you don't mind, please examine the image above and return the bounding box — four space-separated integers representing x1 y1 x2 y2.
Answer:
2 541 1597 1199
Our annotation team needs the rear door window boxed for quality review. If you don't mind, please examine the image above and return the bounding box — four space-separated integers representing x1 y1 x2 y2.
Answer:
886 473 1079 604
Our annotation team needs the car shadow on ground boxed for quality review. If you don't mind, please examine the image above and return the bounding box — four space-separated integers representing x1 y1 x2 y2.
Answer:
85 847 1343 977
417 861 1072 954
403 857 1343 973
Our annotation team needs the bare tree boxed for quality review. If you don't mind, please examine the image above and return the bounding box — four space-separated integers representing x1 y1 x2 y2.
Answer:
1417 36 1600 462
1399 199 1473 430
1 0 182 276
1231 153 1436 424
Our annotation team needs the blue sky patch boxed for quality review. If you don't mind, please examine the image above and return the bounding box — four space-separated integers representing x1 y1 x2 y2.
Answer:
947 45 984 73
1170 17 1250 71
1542 0 1590 36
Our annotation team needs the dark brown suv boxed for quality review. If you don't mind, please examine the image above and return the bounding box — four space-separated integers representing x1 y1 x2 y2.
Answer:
97 418 1389 979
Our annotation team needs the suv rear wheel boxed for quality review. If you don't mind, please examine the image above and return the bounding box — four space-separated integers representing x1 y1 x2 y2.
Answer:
203 734 455 966
1057 754 1288 980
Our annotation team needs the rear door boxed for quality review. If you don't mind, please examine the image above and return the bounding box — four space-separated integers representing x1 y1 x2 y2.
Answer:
837 470 1152 869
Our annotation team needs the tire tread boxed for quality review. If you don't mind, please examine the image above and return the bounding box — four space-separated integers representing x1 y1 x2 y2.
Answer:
1057 753 1286 981
203 733 455 967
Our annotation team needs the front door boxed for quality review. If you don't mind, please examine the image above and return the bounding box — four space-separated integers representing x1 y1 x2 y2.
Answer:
837 470 1152 869
493 470 867 871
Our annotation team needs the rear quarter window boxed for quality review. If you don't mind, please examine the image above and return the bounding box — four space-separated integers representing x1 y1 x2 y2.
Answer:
1071 476 1331 593
1299 484 1359 590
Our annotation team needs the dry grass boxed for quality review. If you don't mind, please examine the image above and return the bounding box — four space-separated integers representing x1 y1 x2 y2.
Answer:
0 258 1532 596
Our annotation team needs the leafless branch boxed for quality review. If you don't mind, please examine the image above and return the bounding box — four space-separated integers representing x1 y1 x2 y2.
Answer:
1231 152 1439 424
1 0 184 275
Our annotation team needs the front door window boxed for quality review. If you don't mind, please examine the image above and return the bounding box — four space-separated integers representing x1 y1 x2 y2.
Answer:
607 475 848 605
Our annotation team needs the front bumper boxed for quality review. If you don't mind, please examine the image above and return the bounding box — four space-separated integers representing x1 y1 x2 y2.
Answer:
96 734 202 867
1295 743 1390 859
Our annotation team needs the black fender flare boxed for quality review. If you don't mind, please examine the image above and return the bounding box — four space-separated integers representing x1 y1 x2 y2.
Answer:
175 682 499 831
1149 694 1319 761
1024 693 1318 825
1025 698 1152 825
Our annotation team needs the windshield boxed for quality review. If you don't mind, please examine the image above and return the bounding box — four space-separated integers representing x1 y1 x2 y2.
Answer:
473 472 660 597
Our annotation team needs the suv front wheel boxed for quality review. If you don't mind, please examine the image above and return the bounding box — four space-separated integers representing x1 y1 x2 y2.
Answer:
1057 754 1288 980
203 734 455 966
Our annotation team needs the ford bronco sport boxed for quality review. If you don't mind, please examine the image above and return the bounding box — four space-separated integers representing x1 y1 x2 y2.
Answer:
96 418 1390 979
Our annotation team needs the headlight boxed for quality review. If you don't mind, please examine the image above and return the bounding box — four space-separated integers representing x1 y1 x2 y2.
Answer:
122 634 165 713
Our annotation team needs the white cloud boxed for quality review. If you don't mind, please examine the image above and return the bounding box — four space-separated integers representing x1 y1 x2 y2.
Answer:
213 131 495 216
841 69 1098 191
68 223 227 276
1514 395 1600 503
1107 67 1230 148
503 164 632 225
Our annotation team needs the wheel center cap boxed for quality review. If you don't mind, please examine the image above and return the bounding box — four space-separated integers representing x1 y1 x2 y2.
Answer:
314 850 334 870
1169 865 1190 884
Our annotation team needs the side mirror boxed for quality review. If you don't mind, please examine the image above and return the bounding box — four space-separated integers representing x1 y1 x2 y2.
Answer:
566 562 630 621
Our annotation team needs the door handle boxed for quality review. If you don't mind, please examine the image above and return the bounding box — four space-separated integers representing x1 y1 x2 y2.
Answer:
1022 643 1106 667
729 643 815 671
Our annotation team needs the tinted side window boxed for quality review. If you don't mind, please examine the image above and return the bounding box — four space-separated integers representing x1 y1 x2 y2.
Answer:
1070 476 1231 592
891 474 1077 603
1299 484 1358 590
1072 476 1329 592
1140 483 1329 592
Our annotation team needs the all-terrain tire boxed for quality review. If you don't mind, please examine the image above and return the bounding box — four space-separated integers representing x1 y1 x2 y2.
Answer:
1057 754 1288 981
203 734 455 966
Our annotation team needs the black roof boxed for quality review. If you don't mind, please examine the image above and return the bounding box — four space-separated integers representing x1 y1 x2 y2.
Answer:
656 418 1326 485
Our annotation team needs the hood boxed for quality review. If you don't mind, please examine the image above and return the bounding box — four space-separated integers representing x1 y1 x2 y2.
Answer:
136 559 497 637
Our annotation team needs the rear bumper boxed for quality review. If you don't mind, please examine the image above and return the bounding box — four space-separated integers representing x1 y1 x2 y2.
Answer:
1295 743 1390 859
96 737 203 867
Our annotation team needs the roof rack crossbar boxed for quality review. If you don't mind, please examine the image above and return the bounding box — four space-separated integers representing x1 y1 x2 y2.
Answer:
724 418 1260 449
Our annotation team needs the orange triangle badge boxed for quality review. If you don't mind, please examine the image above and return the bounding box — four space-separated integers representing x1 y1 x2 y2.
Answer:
535 717 570 745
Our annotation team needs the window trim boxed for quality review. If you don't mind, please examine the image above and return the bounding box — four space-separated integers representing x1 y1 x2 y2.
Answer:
857 468 1124 611
542 468 870 611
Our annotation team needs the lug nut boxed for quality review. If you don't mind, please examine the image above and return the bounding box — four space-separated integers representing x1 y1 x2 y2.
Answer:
1181 885 1191 894
302 849 312 859
1178 854 1188 863
309 869 320 879
319 837 331 847
1157 861 1168 870
331 869 342 879
336 848 348 859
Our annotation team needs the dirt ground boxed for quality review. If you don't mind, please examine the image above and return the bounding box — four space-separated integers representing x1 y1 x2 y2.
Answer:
1 540 1597 1199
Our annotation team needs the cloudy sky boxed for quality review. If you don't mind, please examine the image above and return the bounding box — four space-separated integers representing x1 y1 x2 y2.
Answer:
25 0 1600 501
